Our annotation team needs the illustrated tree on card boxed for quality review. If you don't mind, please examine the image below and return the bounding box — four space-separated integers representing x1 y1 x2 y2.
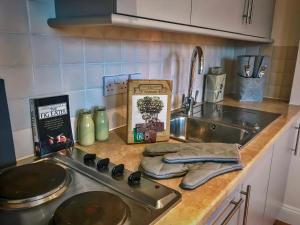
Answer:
137 96 164 123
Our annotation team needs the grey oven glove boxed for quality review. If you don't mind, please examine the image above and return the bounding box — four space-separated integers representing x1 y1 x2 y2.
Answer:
181 162 243 189
140 156 188 179
140 156 243 189
144 143 241 163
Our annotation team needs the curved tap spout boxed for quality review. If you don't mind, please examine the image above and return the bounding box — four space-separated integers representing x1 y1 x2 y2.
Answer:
188 46 204 98
183 46 204 116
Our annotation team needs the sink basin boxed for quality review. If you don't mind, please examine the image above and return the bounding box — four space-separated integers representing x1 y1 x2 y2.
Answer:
170 103 281 146
170 116 253 145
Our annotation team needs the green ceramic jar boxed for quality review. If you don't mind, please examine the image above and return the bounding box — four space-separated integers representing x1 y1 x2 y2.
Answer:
94 106 109 141
78 111 95 146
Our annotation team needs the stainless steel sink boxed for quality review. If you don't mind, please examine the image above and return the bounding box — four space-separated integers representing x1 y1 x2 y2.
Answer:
170 103 281 146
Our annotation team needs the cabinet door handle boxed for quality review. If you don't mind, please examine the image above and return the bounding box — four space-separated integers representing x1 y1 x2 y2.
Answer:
241 185 251 225
291 124 300 156
220 198 244 225
248 0 254 24
242 0 250 23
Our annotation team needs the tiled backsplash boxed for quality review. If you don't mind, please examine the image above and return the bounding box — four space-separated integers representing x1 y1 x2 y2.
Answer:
265 46 299 100
0 0 293 159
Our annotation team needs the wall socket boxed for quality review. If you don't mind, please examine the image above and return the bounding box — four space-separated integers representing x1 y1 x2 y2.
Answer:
103 73 142 96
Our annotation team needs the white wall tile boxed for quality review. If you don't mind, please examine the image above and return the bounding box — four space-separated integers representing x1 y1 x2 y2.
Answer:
84 38 105 63
149 42 161 62
121 63 137 74
121 40 136 62
31 35 60 65
0 0 29 33
61 37 83 64
27 0 56 35
104 63 122 75
33 65 62 95
68 90 85 117
160 42 172 61
0 34 32 66
148 62 161 79
136 41 149 62
12 128 34 159
0 66 34 99
86 64 104 88
85 88 105 109
8 98 31 131
161 60 172 79
234 46 247 57
245 45 261 55
104 40 122 62
136 62 149 78
62 64 85 91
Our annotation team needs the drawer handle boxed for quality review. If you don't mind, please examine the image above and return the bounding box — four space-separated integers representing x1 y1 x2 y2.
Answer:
241 185 251 225
221 198 244 225
291 125 300 156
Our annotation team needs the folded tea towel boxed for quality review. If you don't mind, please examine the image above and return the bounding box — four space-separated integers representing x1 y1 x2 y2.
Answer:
144 143 241 163
140 156 243 189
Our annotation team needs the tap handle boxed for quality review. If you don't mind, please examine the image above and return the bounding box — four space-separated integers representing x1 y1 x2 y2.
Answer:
182 94 186 105
194 90 199 103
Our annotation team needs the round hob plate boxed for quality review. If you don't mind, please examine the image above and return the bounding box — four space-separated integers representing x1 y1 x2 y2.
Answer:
53 191 129 225
0 161 68 208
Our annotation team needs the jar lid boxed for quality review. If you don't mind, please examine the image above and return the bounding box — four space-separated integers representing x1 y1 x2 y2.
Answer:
95 106 106 111
79 109 91 115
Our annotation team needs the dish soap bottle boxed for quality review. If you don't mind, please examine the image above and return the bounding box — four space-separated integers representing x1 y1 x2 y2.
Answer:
94 106 109 141
78 110 95 146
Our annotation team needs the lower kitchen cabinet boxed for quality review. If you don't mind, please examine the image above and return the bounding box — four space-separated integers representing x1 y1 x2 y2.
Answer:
206 116 298 225
205 185 243 225
263 125 294 225
239 147 273 225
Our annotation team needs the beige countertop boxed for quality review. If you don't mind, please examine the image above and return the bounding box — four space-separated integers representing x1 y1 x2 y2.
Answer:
76 97 300 225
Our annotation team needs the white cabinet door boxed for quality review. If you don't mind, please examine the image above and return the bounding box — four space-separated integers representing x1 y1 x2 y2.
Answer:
190 0 248 34
191 0 274 38
245 0 275 37
116 0 192 24
239 147 273 225
280 117 300 224
263 125 293 225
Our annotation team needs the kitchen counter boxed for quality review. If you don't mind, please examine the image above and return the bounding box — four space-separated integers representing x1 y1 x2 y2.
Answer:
76 97 300 225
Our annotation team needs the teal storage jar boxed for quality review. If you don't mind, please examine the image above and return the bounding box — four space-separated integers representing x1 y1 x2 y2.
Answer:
78 110 95 146
94 106 109 141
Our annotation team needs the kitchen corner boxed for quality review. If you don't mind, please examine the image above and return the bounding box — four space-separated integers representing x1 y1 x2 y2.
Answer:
76 97 300 225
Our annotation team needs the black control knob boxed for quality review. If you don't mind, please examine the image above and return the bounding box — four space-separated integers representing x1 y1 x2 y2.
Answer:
97 158 110 171
111 164 124 177
83 154 96 165
128 171 142 186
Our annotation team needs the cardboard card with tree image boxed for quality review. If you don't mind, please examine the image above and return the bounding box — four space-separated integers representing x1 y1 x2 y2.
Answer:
127 80 172 144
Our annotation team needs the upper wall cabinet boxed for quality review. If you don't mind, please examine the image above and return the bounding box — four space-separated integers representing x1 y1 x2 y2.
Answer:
116 0 192 25
191 0 247 34
245 0 275 37
191 0 275 38
48 0 275 43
